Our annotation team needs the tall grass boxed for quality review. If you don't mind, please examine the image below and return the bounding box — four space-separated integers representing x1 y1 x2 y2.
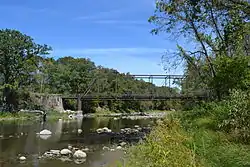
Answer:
125 116 204 167
122 91 250 167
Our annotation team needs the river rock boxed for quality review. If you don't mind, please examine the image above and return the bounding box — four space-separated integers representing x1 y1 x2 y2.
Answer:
60 149 72 155
19 156 26 161
96 128 104 133
102 146 110 151
82 148 90 152
102 127 109 132
77 129 82 134
73 150 87 159
39 129 52 135
50 150 60 155
68 145 73 150
72 147 79 152
134 125 140 128
116 146 122 150
44 151 54 158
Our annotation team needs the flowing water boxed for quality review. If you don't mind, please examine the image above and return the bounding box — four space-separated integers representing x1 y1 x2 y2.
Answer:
0 116 157 167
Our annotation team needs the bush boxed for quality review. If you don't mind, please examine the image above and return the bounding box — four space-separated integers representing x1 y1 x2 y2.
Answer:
125 116 204 167
177 101 228 131
124 104 250 167
220 89 250 143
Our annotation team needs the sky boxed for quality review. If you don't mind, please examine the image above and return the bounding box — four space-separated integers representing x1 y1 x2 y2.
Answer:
0 0 188 80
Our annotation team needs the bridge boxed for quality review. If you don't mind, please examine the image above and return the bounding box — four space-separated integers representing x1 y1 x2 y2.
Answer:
61 74 211 111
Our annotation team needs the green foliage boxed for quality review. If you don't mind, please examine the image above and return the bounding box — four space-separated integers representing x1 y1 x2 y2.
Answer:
220 90 250 143
178 101 228 130
125 100 250 167
0 112 35 121
125 117 203 167
0 29 51 111
210 56 250 96
150 0 250 99
190 129 250 167
0 29 179 113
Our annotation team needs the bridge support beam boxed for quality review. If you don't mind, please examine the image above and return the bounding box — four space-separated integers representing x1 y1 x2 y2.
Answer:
77 94 82 111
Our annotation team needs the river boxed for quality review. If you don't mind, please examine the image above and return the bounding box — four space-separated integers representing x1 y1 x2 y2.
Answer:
0 116 158 167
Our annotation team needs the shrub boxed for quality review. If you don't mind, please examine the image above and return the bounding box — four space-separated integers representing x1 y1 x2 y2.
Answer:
220 89 250 143
125 116 203 167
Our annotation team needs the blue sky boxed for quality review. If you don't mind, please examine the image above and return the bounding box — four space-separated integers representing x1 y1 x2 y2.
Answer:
0 0 187 79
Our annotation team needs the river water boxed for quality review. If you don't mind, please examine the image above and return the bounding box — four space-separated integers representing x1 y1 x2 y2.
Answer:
0 117 157 167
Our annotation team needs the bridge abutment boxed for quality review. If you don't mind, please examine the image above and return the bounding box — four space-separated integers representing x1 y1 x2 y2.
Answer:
33 93 65 112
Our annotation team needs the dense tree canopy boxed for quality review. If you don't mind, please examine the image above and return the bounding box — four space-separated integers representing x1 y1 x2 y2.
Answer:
0 29 180 112
149 0 250 98
0 29 51 111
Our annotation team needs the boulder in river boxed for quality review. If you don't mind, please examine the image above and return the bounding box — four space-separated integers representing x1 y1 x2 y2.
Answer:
43 151 54 158
39 129 52 135
19 156 26 161
50 150 60 155
68 114 73 119
96 127 112 133
77 129 83 134
102 146 110 151
60 149 72 155
116 146 122 150
82 148 90 152
68 145 73 150
96 128 104 133
134 125 140 128
103 127 112 133
73 150 87 159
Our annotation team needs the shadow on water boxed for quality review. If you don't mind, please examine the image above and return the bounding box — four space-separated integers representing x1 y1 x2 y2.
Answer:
0 116 157 167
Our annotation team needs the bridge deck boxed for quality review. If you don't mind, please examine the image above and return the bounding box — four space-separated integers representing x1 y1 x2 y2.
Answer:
62 94 209 101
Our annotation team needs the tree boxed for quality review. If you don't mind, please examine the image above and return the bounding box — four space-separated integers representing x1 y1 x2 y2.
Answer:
149 0 250 98
47 57 96 95
0 29 51 111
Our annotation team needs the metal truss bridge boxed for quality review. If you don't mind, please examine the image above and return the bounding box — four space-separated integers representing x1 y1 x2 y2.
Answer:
61 74 210 111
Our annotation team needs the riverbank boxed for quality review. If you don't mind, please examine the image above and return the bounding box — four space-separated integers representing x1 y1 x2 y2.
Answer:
0 110 169 122
83 111 169 119
0 111 71 122
0 112 36 121
123 104 250 167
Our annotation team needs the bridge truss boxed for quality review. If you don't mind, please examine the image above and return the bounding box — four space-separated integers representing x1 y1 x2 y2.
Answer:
61 74 211 110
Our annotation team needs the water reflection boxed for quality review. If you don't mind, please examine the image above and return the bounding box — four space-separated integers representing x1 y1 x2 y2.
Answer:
0 117 156 167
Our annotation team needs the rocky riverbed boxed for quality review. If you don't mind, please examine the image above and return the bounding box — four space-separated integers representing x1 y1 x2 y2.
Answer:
0 116 158 167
